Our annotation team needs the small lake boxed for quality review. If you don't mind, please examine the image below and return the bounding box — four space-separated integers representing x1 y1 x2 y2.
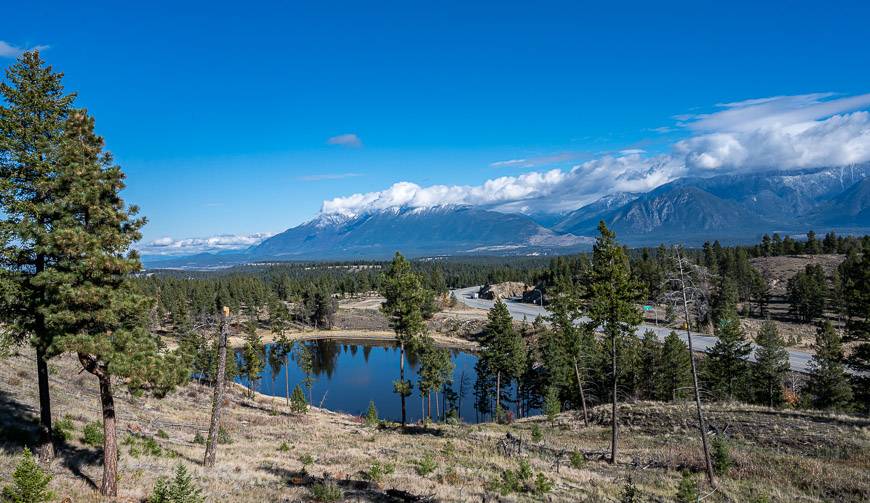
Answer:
235 338 491 423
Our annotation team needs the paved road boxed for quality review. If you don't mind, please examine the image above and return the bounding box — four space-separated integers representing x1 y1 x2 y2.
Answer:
452 286 814 374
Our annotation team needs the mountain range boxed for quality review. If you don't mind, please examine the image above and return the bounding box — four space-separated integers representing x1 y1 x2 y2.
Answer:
142 165 870 267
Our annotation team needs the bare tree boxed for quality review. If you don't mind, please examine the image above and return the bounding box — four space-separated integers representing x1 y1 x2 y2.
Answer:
204 306 230 467
663 246 716 487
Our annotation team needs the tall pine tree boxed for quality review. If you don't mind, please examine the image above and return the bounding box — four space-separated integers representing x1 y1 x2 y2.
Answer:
704 313 751 401
50 110 189 496
807 321 853 411
586 222 643 464
0 49 76 461
751 321 789 408
480 299 525 419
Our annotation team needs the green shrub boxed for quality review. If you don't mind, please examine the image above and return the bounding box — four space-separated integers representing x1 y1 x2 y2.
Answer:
415 452 437 477
534 472 553 495
192 431 205 445
530 424 542 442
441 440 455 458
299 453 315 467
310 481 342 502
217 426 233 445
82 421 104 447
711 436 732 476
53 415 75 442
362 460 395 484
675 472 699 503
122 434 163 458
365 401 378 426
569 451 585 469
147 463 203 503
277 441 290 452
620 476 639 503
156 429 169 439
1 447 54 503
290 385 308 414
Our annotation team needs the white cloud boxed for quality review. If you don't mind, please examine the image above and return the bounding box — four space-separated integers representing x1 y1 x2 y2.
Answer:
298 172 363 181
489 152 581 168
0 41 49 58
136 232 274 256
327 133 362 148
318 92 870 218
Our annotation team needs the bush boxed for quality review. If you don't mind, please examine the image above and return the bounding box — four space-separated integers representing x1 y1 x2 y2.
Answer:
192 431 205 445
533 472 553 495
711 436 732 476
217 426 233 445
148 463 203 503
365 400 378 426
53 415 75 442
82 421 104 447
569 451 585 469
620 476 639 503
490 459 534 495
1 447 54 503
362 460 395 484
441 440 455 458
415 452 437 477
675 472 699 503
530 424 542 442
310 481 342 502
278 441 290 452
299 453 314 468
157 429 169 439
290 385 308 414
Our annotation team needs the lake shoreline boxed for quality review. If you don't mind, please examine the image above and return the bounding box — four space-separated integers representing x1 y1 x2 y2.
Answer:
229 328 479 352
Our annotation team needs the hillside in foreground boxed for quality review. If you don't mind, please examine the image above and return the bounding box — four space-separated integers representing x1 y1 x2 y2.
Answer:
1 349 868 502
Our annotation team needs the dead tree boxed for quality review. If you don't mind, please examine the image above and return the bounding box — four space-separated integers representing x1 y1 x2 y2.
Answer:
663 246 716 487
204 306 230 467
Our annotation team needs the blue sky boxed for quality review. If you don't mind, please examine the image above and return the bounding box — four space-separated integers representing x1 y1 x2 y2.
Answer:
4 1 870 254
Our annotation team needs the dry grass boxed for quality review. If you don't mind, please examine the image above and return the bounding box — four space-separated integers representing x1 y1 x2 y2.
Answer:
1 348 868 502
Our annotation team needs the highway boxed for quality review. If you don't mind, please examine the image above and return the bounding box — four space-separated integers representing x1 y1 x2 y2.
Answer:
451 286 814 374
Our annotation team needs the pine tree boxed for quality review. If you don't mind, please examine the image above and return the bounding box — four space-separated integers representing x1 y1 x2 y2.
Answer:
786 264 827 323
481 299 525 418
637 330 661 401
751 321 789 408
50 110 190 497
379 252 428 427
704 313 751 401
658 331 692 401
290 384 308 413
586 222 644 464
838 251 870 412
547 276 591 424
148 463 204 503
240 324 265 398
807 322 853 411
0 49 76 461
1 447 54 503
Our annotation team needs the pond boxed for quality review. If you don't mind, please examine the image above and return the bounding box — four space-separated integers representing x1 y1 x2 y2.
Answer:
235 338 496 423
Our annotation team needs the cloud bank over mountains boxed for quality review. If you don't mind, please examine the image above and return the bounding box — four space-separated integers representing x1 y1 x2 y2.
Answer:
137 232 274 256
320 93 870 218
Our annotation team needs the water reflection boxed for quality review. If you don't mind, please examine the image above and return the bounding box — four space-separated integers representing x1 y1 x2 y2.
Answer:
235 338 485 423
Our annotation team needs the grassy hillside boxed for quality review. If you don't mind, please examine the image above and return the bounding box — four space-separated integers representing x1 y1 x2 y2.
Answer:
1 348 868 502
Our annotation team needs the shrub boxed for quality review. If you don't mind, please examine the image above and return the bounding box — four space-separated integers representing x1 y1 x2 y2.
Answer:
290 385 308 414
1 447 54 503
533 472 553 495
441 440 455 458
148 463 203 503
415 452 437 477
217 426 233 445
362 460 395 484
192 431 205 445
156 429 169 439
299 453 315 468
53 415 75 442
569 451 585 469
620 476 639 503
530 424 542 442
365 401 378 426
123 434 163 458
82 421 104 447
278 441 290 452
675 472 699 503
711 436 732 476
310 481 342 502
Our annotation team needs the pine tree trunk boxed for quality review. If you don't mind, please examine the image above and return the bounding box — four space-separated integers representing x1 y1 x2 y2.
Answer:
34 254 54 462
285 354 290 406
205 308 230 467
98 373 118 497
573 356 589 427
400 342 406 427
676 250 716 487
495 371 501 418
35 344 55 462
610 330 618 464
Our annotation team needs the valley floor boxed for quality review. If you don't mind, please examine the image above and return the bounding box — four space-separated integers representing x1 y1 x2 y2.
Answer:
1 348 868 502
